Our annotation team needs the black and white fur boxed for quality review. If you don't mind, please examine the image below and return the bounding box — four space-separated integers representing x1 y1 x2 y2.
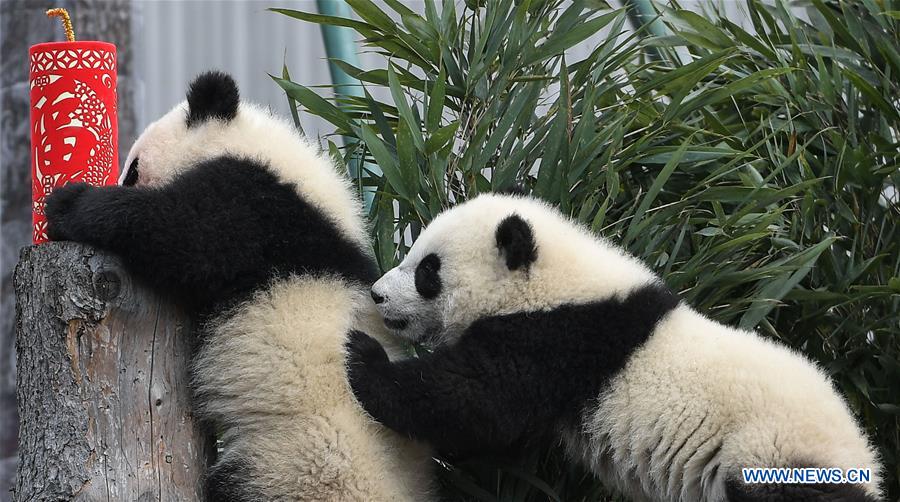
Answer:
347 193 882 502
46 72 432 501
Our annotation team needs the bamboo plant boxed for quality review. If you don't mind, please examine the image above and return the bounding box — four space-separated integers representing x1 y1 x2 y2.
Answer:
273 1 900 499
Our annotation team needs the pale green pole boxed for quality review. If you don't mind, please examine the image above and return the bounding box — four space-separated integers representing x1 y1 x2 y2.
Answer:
316 0 363 98
316 0 378 209
625 0 667 37
624 0 666 60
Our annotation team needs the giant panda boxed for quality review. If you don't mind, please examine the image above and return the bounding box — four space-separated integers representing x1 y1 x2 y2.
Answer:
345 192 882 502
45 71 433 501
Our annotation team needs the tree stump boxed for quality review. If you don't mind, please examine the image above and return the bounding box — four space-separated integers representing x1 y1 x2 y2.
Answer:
13 242 209 501
3 2 138 494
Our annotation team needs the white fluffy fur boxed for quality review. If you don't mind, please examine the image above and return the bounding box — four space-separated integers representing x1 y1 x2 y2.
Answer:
374 193 881 501
565 304 881 501
127 100 433 500
194 277 431 501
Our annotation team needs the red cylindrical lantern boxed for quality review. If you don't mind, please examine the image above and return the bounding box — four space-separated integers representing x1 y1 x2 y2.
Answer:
30 9 117 244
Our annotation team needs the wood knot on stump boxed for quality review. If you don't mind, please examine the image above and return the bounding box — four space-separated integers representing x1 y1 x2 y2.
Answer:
92 269 121 301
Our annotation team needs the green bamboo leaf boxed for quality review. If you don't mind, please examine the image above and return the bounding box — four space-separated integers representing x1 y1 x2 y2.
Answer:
638 147 740 164
426 65 448 132
281 63 303 134
403 13 440 41
381 0 416 17
696 226 724 237
535 63 571 199
361 34 434 69
788 44 863 64
388 66 425 152
625 135 694 244
809 0 865 54
363 88 396 147
396 119 420 195
722 18 777 59
635 49 736 97
873 35 900 77
525 10 623 65
374 199 397 270
326 141 344 174
359 125 411 201
843 4 871 58
425 121 459 155
888 277 900 292
672 67 794 121
739 237 838 330
270 76 355 133
841 67 900 121
332 60 465 102
478 82 542 172
673 9 733 48
346 0 396 32
270 8 375 31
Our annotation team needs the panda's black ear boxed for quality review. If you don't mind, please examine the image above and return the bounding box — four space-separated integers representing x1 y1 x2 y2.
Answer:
495 214 537 271
186 71 239 127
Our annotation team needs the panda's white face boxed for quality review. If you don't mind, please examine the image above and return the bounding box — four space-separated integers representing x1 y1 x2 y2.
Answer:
120 71 242 188
371 194 660 346
370 203 508 346
120 103 192 187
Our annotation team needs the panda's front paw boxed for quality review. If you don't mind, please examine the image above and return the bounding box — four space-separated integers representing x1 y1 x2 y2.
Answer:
345 330 391 408
346 330 390 368
45 183 94 241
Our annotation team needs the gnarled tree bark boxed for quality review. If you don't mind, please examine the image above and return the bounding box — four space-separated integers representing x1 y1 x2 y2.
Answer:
14 242 209 501
2 2 139 496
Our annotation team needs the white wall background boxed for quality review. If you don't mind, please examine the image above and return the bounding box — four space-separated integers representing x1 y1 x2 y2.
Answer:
130 0 754 141
132 0 416 141
133 0 329 138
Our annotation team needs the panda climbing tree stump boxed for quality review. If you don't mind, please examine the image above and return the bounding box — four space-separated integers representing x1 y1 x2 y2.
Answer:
13 242 210 501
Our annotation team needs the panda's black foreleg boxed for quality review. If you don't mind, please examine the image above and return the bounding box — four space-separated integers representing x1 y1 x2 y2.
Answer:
46 159 378 312
46 181 220 309
45 182 145 248
346 330 541 459
44 164 280 311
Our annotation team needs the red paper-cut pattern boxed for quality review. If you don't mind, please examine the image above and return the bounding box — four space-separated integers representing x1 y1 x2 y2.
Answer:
29 41 118 244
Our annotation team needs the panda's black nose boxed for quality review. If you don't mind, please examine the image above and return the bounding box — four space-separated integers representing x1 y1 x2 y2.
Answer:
371 290 385 304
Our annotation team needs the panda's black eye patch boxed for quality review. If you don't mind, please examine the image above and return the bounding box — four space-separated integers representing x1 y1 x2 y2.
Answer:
122 157 139 186
415 253 442 300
